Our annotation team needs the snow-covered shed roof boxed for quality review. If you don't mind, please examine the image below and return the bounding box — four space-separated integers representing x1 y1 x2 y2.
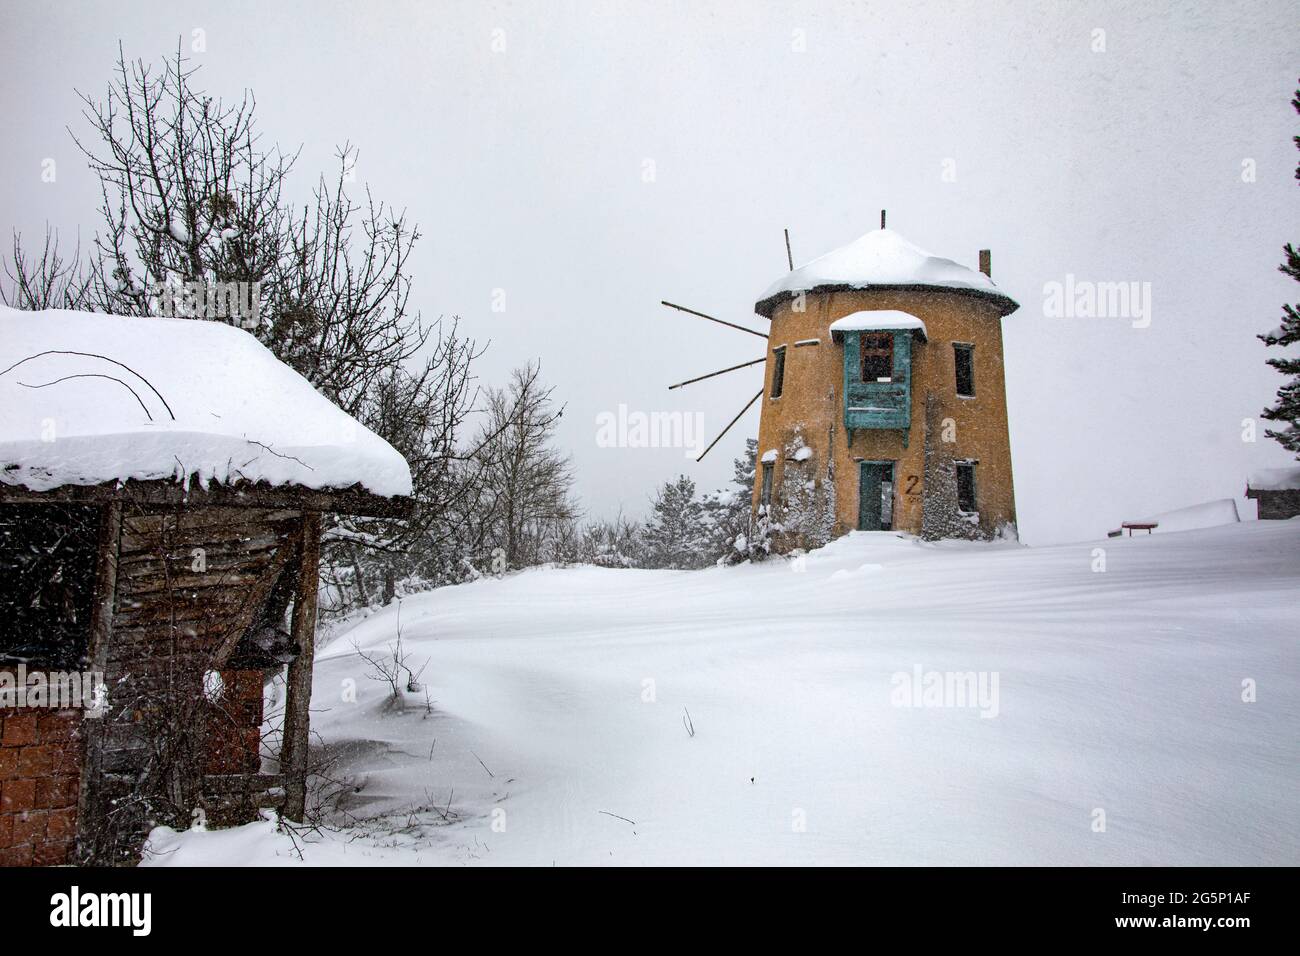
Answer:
829 309 928 341
0 306 412 504
1246 466 1300 492
755 228 1019 318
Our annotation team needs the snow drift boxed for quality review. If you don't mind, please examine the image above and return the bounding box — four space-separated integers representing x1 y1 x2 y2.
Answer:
1131 498 1241 533
143 521 1300 867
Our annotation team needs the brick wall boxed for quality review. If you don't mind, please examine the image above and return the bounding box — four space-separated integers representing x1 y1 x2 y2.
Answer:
0 707 84 866
204 669 266 777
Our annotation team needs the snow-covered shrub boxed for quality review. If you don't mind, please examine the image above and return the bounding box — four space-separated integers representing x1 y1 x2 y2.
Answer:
773 431 836 551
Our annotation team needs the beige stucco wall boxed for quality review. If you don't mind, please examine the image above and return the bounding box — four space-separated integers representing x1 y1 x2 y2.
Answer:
751 287 1017 541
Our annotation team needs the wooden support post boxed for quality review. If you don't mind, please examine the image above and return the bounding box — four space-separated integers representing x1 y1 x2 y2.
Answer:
75 501 122 864
281 511 322 822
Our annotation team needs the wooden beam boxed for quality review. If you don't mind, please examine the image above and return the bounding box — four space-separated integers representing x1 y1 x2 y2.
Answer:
696 389 763 463
281 511 322 822
660 300 769 337
74 501 122 864
209 540 295 669
668 357 766 390
0 478 412 518
784 228 794 271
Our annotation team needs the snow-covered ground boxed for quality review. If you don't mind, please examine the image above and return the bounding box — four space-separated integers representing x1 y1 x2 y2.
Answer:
143 520 1300 866
1134 498 1242 534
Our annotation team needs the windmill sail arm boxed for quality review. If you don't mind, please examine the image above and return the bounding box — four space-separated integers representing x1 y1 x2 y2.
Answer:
660 300 769 339
668 357 766 391
696 389 763 463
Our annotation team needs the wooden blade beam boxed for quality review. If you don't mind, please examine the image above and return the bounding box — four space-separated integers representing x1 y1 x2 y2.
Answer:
660 300 768 338
696 389 763 463
668 357 766 391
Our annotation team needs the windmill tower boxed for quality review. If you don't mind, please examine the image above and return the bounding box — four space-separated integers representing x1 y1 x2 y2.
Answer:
664 214 1021 551
753 215 1020 547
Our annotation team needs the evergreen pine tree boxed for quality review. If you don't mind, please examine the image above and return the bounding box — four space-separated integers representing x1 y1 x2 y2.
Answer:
701 439 759 564
644 474 708 568
1258 80 1300 457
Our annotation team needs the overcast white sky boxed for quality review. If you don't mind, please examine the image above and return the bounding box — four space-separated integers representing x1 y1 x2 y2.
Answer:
2 0 1297 544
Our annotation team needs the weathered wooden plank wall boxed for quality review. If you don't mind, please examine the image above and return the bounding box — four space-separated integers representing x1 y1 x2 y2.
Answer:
78 504 304 863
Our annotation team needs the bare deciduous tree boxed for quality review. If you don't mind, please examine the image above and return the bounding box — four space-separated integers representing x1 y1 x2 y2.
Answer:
1 227 92 311
3 44 604 609
471 363 578 570
70 42 293 321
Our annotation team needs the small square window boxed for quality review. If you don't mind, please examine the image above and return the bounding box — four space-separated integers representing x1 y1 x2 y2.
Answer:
860 333 893 382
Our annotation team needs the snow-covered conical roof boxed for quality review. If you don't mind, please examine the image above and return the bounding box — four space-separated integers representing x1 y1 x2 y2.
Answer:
754 228 1018 318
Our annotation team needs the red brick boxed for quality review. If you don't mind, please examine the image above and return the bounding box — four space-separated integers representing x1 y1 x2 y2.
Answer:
0 749 16 781
48 743 82 776
36 776 78 811
0 814 12 848
230 670 265 700
45 807 76 841
11 810 46 845
0 843 33 867
37 713 79 742
16 745 52 777
0 778 35 813
1 716 36 747
50 754 80 780
32 840 71 867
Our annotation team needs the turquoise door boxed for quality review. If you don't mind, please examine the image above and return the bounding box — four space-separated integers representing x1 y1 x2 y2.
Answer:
858 462 892 531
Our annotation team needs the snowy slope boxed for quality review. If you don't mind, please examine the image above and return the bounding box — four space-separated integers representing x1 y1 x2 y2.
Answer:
144 522 1299 866
1133 498 1241 533
0 306 411 497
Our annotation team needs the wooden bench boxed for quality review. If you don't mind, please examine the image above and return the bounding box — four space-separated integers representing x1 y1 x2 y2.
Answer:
1120 522 1158 536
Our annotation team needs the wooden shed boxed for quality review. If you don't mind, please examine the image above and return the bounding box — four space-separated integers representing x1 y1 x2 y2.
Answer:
1245 467 1300 520
0 307 412 865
